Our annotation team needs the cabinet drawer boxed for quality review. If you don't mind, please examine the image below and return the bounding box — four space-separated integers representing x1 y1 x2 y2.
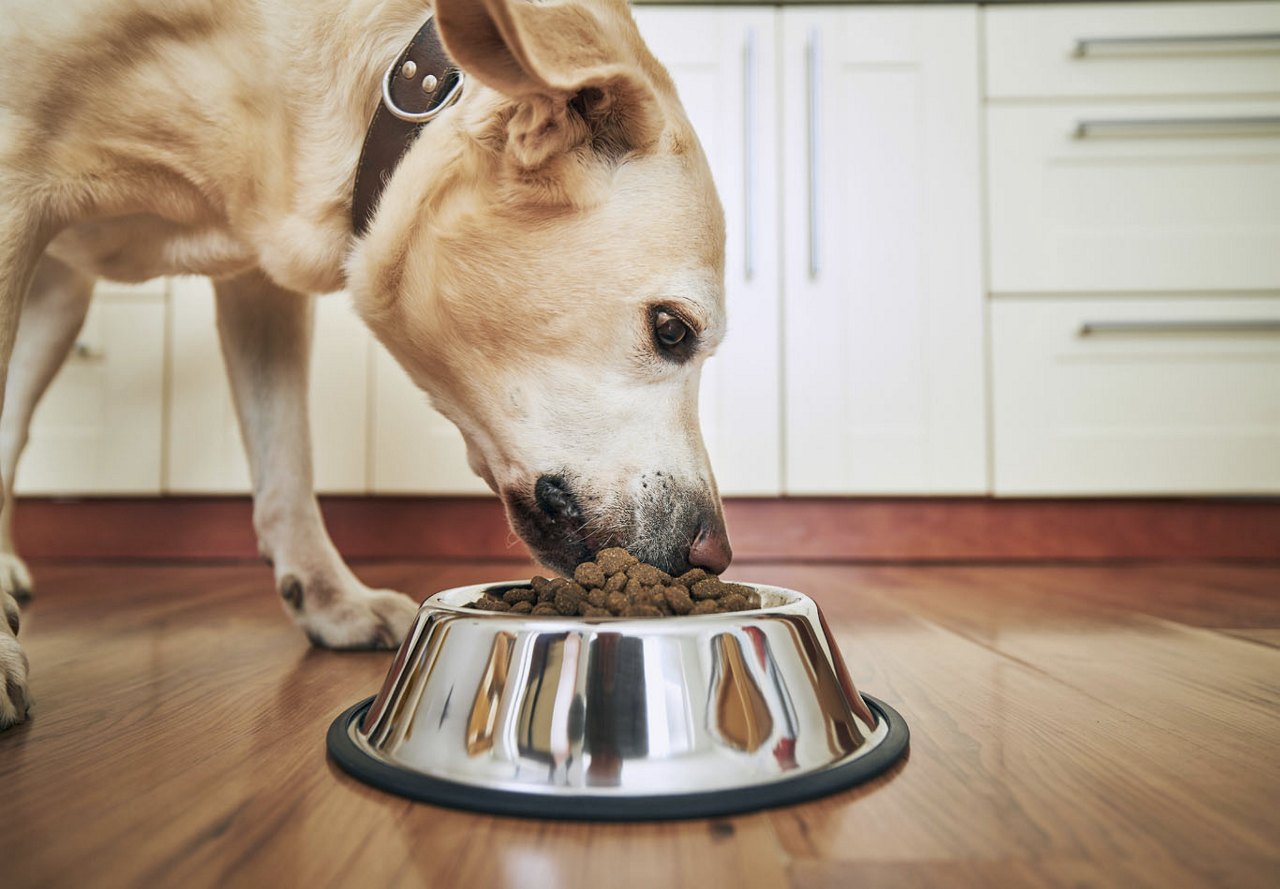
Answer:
987 100 1280 294
991 298 1280 495
17 287 167 495
986 2 1280 100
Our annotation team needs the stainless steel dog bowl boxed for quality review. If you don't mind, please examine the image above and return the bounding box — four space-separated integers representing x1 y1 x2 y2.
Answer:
327 582 908 820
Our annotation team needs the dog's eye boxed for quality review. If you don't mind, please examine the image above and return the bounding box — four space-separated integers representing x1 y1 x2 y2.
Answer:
654 311 688 348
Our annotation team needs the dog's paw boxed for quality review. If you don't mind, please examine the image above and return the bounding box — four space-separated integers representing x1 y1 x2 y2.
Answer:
0 552 34 601
278 574 418 650
0 617 31 730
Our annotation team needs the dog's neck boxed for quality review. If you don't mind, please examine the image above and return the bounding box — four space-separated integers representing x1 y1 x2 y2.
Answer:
247 0 446 295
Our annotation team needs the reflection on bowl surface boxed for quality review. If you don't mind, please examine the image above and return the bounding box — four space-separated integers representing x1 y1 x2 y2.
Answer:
328 582 909 818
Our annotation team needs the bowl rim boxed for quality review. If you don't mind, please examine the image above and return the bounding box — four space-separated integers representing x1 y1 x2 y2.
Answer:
422 580 814 623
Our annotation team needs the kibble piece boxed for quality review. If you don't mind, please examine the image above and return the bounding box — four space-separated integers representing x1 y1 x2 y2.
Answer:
582 606 611 617
690 599 718 615
531 575 554 597
605 592 628 615
624 604 664 618
626 563 671 586
664 585 695 615
595 547 638 576
586 588 608 609
691 578 727 600
554 584 585 615
719 593 749 613
475 595 511 612
531 602 560 616
603 572 627 593
632 585 660 608
574 562 607 589
502 586 536 605
537 577 566 603
509 601 534 614
676 568 710 588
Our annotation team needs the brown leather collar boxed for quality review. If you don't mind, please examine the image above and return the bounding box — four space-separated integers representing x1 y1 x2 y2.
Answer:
351 18 464 237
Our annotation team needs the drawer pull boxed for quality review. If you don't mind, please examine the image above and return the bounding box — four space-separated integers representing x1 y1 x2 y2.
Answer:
1079 320 1280 336
1074 32 1280 58
1074 116 1280 139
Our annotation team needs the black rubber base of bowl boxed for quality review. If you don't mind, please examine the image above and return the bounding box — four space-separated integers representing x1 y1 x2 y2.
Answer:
326 694 909 821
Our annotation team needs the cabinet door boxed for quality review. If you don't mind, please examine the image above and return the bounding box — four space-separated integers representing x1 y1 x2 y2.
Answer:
781 8 987 494
991 297 1280 495
16 282 167 495
633 7 782 495
165 278 370 493
369 344 489 494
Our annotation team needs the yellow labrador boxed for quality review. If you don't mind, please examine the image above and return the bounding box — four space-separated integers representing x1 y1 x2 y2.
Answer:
0 0 732 728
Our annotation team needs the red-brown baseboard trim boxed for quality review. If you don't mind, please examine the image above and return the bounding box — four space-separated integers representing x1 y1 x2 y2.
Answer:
13 495 1280 562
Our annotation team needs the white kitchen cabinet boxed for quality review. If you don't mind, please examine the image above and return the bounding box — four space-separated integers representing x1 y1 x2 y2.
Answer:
369 344 489 494
991 297 1280 495
16 281 167 495
165 278 371 494
634 8 782 495
780 7 988 494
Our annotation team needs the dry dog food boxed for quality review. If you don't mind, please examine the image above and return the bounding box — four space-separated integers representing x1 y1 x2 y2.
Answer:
468 547 761 618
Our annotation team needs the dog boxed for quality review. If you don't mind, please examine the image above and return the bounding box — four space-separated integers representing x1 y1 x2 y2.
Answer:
0 0 733 729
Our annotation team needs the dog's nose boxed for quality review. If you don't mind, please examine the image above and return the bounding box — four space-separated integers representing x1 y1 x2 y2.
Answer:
534 475 581 520
688 521 733 574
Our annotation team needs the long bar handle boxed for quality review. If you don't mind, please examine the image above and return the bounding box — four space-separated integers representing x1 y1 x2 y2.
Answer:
1075 32 1280 57
805 30 821 280
1080 320 1280 336
1075 116 1280 139
743 28 756 282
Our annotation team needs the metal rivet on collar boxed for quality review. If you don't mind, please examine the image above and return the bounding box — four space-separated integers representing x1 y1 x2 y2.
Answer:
422 73 439 93
400 60 417 79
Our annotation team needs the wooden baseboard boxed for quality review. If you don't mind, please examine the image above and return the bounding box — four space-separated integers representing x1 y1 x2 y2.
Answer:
13 495 1280 561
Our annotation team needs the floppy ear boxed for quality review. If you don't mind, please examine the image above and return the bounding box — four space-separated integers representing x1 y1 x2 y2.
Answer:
434 0 662 168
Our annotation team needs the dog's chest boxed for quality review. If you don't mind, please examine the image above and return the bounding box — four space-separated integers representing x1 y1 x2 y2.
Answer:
46 215 257 284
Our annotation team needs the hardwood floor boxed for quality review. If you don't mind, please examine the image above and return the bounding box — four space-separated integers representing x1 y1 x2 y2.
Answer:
2 560 1277 888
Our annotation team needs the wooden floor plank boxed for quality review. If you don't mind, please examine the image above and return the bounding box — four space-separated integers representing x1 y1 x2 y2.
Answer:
741 565 1280 883
2 560 1278 889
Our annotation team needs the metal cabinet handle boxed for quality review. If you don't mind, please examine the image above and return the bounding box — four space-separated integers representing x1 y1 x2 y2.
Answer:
742 27 756 283
805 29 821 281
1080 320 1280 336
1074 32 1280 57
1074 116 1280 139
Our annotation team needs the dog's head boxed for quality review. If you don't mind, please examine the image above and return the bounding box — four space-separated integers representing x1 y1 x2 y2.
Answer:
349 0 731 576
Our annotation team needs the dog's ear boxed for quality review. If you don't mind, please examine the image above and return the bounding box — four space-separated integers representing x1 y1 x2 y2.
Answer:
435 0 662 169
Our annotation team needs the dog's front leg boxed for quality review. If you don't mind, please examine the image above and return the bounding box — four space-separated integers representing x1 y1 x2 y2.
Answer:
0 197 49 727
214 269 417 649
